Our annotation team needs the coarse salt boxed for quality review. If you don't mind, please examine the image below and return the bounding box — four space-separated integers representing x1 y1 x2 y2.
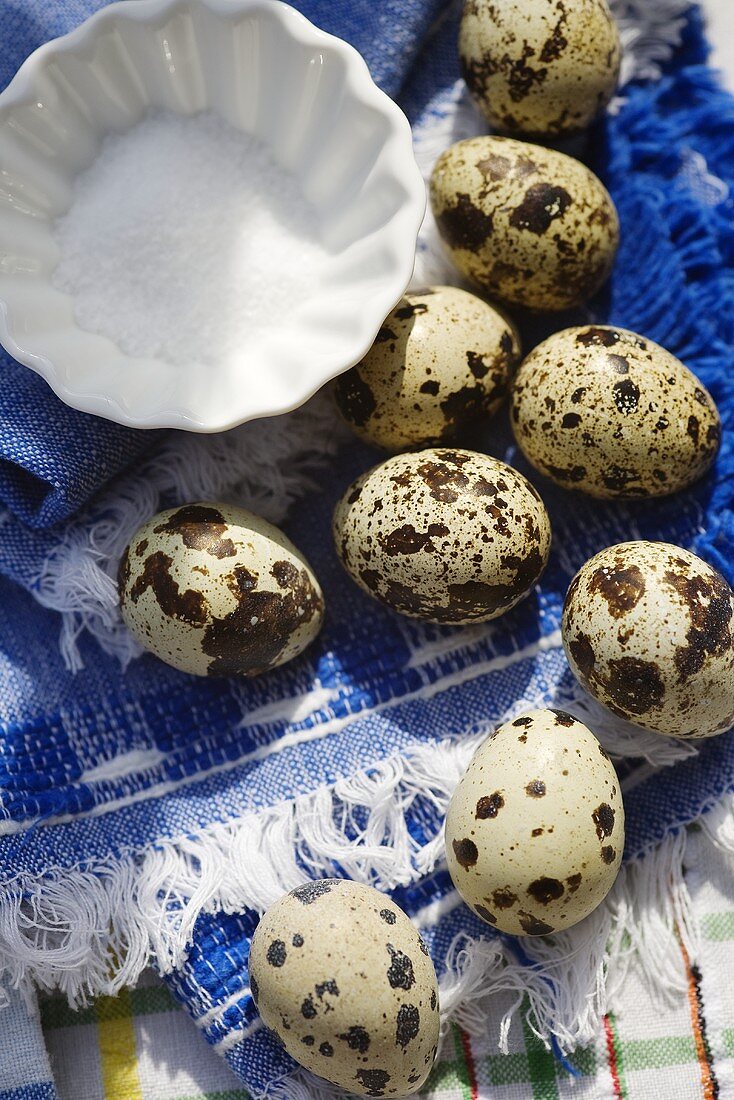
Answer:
52 110 329 370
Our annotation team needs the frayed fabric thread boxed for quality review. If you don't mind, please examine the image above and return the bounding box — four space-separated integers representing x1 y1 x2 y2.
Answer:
435 826 697 1056
29 393 350 671
0 725 724 1067
3 5 732 1091
246 823 707 1100
612 0 692 87
0 735 482 1002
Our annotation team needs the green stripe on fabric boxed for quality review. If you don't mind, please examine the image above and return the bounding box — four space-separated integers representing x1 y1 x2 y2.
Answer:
617 1036 697 1070
128 984 178 1016
424 1023 470 1092
481 1019 595 1088
484 1052 532 1086
96 989 135 1023
701 913 734 941
40 995 97 1029
570 1045 596 1076
425 1057 467 1091
721 1029 734 1058
521 1016 559 1100
40 983 178 1030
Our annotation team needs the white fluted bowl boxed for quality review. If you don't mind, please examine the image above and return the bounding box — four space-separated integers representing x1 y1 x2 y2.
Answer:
0 0 424 431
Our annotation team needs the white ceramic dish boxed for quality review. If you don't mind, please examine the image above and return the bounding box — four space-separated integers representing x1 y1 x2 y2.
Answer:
0 0 424 432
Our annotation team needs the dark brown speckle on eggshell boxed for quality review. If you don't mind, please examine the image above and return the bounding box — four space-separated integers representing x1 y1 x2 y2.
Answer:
429 137 619 312
118 502 324 678
562 541 734 738
511 327 721 499
334 286 521 453
445 708 624 935
248 880 440 1096
459 0 620 137
332 448 552 624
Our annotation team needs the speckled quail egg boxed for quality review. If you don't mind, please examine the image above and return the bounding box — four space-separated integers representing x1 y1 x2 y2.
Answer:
511 325 721 498
334 286 521 452
249 879 440 1097
460 0 621 138
430 136 619 311
563 542 734 739
446 707 624 935
333 448 551 623
118 502 324 677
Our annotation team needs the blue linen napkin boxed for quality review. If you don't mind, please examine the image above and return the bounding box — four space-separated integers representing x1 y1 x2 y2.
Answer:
0 0 446 529
2 2 734 1099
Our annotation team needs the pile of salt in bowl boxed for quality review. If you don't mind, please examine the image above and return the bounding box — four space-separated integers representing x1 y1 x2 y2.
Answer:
53 111 329 371
115 2 734 1095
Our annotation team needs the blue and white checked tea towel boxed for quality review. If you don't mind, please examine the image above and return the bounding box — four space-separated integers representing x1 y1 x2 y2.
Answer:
1 0 734 1097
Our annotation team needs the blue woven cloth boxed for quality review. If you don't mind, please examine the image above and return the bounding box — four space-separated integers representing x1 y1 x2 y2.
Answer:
2 2 734 1098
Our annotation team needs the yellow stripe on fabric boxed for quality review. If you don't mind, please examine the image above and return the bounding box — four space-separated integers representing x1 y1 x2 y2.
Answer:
97 988 143 1100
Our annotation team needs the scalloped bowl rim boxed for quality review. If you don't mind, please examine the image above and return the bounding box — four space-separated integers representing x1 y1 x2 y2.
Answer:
0 0 426 432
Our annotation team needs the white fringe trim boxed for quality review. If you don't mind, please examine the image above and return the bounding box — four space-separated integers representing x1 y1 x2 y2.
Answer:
436 826 698 1058
253 816 708 1100
5 3 716 1085
698 795 734 853
0 735 480 1003
30 393 350 671
0 724 727 1064
612 0 691 88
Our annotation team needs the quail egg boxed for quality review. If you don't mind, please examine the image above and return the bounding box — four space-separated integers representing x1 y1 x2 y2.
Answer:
249 879 440 1096
430 136 619 311
460 0 621 137
334 286 521 451
445 707 624 935
333 448 551 623
511 325 721 498
563 541 734 738
118 502 324 677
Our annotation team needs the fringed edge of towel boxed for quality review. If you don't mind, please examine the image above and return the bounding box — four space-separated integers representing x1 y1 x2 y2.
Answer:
28 392 351 671
234 800 734 1100
2 1 729 1092
1 725 731 1063
260 820 700 1099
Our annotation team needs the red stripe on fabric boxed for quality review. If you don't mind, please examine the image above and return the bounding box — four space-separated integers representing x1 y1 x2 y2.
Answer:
603 1015 623 1100
681 941 720 1100
459 1027 479 1100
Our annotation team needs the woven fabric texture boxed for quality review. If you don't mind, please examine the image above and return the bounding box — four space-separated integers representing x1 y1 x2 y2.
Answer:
1 1 734 1099
29 816 734 1100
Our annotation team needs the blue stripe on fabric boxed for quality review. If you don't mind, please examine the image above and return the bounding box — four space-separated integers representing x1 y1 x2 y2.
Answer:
164 10 734 1094
0 1087 58 1100
0 445 709 835
1 640 568 874
3 4 734 1098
